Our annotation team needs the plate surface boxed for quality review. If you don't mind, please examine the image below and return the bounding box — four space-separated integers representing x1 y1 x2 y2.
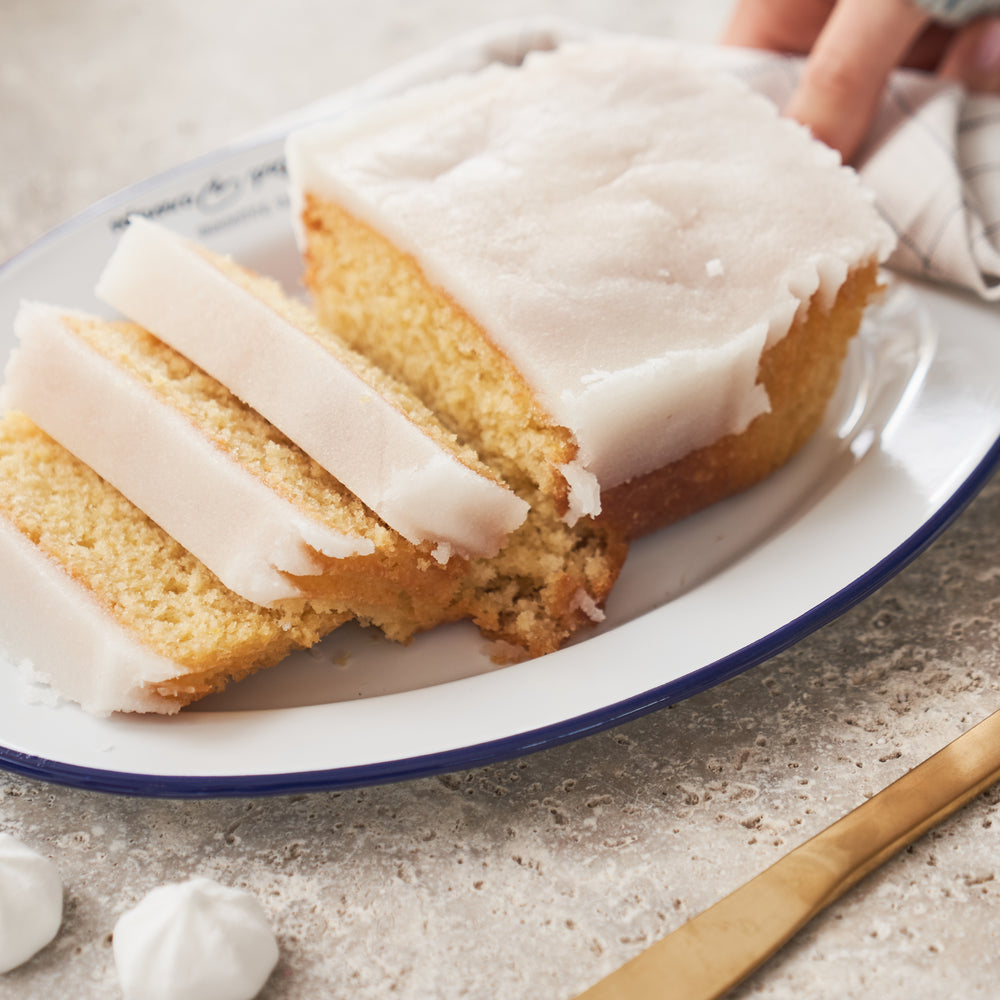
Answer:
1 111 999 797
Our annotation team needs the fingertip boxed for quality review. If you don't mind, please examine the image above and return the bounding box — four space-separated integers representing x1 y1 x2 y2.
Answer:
785 50 885 160
784 102 863 162
783 0 930 161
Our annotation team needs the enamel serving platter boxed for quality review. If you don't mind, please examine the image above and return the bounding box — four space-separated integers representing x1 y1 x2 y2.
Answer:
1 59 999 797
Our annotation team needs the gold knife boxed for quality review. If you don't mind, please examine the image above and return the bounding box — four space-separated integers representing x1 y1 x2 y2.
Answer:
574 706 1000 1000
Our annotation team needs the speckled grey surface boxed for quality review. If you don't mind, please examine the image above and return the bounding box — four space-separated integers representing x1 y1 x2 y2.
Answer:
3 2 1000 998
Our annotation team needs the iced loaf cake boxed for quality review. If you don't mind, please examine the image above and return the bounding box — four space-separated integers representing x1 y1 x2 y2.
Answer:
288 36 895 536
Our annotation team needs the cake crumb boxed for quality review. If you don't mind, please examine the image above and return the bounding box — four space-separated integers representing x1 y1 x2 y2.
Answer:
486 640 528 666
431 542 452 565
570 589 606 624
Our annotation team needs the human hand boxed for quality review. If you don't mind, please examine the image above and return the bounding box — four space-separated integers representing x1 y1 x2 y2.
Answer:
723 0 1000 161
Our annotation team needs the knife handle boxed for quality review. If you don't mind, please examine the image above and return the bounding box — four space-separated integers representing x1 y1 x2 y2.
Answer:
575 707 1000 1000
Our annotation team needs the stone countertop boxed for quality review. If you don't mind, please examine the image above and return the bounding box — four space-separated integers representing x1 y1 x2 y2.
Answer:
2 2 1000 997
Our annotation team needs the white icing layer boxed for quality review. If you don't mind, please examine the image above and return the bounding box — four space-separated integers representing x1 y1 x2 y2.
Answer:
96 218 527 558
0 513 183 714
288 36 895 489
0 834 63 973
113 877 279 1000
4 303 375 606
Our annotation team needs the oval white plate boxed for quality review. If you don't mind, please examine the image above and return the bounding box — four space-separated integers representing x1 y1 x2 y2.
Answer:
1 95 999 797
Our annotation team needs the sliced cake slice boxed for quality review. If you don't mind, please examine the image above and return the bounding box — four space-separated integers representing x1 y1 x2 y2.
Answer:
0 412 348 715
3 302 468 641
94 216 528 562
